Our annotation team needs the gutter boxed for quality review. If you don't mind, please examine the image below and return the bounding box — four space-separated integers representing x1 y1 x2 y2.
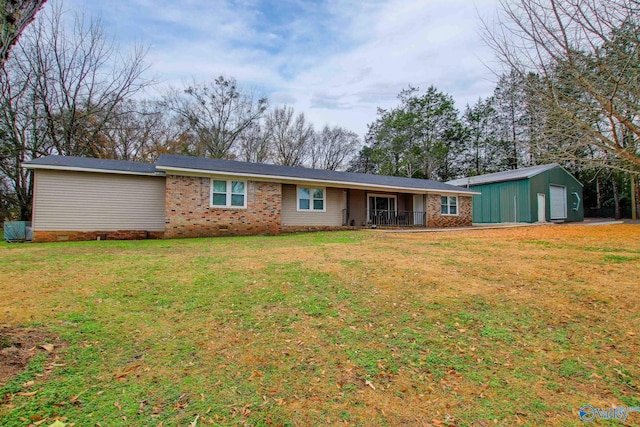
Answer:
22 163 163 177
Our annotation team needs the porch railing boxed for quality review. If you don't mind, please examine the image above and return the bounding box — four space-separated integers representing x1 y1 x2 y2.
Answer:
366 210 426 227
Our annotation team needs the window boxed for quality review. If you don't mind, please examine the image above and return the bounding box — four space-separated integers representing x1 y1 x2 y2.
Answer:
210 179 246 208
441 196 458 215
297 186 325 211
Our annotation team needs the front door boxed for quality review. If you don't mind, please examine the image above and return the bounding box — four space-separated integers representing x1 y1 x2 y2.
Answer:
413 195 424 225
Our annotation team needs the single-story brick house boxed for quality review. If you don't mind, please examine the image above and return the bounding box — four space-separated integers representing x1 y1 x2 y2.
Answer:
23 154 479 242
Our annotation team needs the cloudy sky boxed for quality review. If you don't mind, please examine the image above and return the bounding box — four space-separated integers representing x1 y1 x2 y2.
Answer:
58 0 502 136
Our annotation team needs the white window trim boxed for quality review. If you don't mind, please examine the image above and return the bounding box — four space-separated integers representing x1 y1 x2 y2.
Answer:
210 179 247 209
296 185 327 212
440 195 459 216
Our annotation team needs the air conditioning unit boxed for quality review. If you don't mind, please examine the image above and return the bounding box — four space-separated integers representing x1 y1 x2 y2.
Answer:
3 221 33 242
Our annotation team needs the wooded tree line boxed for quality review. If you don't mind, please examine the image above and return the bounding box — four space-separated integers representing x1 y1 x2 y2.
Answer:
1 0 638 221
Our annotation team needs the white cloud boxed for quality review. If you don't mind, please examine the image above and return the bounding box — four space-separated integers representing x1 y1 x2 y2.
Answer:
276 0 501 135
54 0 502 136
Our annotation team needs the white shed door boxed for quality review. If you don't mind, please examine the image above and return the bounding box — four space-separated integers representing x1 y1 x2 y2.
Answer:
549 185 567 219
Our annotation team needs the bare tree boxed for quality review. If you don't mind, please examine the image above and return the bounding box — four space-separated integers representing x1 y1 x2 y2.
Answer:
236 121 272 163
0 2 151 219
96 99 178 162
310 125 359 170
25 3 151 157
0 59 42 220
267 106 314 167
0 0 47 66
165 76 268 159
483 0 640 172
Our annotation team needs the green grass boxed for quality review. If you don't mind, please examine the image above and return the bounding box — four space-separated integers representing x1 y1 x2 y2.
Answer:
1 226 639 426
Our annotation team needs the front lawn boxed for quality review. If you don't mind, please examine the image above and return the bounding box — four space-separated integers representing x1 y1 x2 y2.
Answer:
1 225 639 426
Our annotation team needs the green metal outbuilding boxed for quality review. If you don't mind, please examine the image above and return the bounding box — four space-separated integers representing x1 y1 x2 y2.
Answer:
447 164 584 223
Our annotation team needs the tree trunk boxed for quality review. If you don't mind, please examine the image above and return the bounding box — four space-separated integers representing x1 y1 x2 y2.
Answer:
612 178 621 220
632 174 638 221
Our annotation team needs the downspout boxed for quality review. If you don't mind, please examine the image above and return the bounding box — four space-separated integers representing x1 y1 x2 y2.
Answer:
346 189 350 226
632 174 637 221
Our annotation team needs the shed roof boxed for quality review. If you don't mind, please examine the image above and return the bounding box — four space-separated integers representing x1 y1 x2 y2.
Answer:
446 164 561 187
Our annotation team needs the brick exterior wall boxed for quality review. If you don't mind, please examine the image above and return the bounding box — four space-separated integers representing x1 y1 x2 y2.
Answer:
164 175 282 238
427 194 473 227
33 230 164 242
281 225 355 234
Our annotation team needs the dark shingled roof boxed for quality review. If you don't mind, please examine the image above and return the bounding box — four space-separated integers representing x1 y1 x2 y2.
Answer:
447 163 561 187
156 154 475 193
23 154 477 194
23 155 158 174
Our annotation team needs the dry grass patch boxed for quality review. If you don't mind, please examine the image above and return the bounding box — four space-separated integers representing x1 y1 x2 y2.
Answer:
0 225 638 426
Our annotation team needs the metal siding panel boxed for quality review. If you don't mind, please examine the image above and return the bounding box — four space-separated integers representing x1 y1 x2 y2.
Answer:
489 185 501 222
281 184 346 226
517 180 532 222
34 170 166 231
469 183 499 223
470 180 531 223
499 183 515 222
472 193 483 222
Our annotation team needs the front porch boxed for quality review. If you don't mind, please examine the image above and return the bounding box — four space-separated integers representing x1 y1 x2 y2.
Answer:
343 189 472 229
345 190 426 227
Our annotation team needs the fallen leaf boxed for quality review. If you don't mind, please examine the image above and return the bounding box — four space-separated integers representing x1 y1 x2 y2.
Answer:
40 344 54 352
17 391 37 397
70 391 84 403
249 370 263 380
365 380 376 390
